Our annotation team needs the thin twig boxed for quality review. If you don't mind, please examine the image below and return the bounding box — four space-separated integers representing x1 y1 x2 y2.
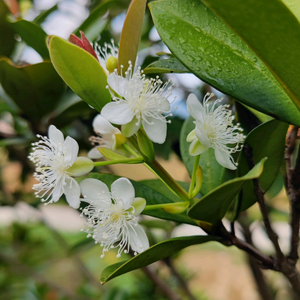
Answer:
239 213 274 300
244 144 284 264
163 258 198 300
142 266 180 300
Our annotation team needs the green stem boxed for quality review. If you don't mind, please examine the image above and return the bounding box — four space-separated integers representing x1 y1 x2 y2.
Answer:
93 157 143 166
188 155 200 197
123 143 140 157
143 202 187 211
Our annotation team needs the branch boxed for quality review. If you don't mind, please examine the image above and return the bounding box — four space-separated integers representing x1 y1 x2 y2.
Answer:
218 223 275 269
163 258 198 300
244 145 284 264
285 126 300 264
142 266 180 300
239 213 275 300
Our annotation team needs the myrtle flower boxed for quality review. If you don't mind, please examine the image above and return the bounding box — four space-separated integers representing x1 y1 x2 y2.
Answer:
186 93 245 170
28 125 94 208
95 39 119 75
80 177 149 257
101 62 174 144
88 114 125 159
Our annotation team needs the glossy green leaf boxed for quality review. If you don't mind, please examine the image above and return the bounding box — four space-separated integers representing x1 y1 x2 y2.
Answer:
87 173 196 225
8 19 49 59
188 158 266 224
118 0 147 73
238 120 288 211
100 235 220 283
180 116 233 196
49 36 110 112
0 0 15 57
0 58 65 121
200 0 300 117
143 57 189 74
73 1 117 41
149 0 300 126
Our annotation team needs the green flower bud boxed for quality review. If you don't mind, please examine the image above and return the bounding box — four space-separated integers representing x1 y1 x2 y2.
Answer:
106 56 118 73
67 157 94 177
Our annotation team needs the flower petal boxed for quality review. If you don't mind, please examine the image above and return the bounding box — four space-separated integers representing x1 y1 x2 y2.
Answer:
111 178 135 209
107 73 128 98
128 223 149 253
186 129 196 142
131 197 146 216
88 147 103 159
93 114 120 135
63 136 79 166
121 116 140 137
101 102 134 125
159 98 171 112
51 183 64 203
187 93 203 120
195 123 212 148
189 139 209 156
63 176 81 208
80 178 111 203
214 147 237 170
142 116 167 144
48 125 64 147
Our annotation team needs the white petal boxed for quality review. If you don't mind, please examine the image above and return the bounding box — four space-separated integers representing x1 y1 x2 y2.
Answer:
186 129 196 142
187 93 203 120
121 116 140 137
63 136 79 166
64 176 81 208
126 77 144 100
48 125 64 147
159 98 171 112
142 116 167 144
189 139 209 156
128 223 149 253
80 178 111 202
195 123 212 148
214 147 237 170
93 114 120 135
101 102 134 125
107 73 128 97
51 184 64 203
111 178 135 210
88 147 103 159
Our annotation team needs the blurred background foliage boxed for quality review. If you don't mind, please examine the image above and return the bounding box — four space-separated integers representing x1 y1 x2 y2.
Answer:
0 0 294 299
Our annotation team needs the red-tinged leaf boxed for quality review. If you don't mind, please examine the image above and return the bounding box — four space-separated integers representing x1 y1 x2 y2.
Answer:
69 34 84 48
118 0 147 74
80 31 98 61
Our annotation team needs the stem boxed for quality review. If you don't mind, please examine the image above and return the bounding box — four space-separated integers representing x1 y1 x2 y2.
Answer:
143 202 187 211
93 157 143 166
147 159 191 203
244 145 284 263
188 155 200 197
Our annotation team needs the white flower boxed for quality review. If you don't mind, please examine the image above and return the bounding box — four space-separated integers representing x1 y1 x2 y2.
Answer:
80 177 149 257
186 93 245 170
88 114 123 159
101 62 174 144
95 39 118 75
28 125 94 208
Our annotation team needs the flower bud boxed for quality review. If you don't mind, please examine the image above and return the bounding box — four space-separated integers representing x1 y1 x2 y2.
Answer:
106 56 118 73
67 157 94 177
162 202 189 214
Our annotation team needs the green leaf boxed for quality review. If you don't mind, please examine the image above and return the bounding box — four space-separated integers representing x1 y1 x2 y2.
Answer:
73 1 117 41
188 158 267 224
200 0 300 118
180 116 233 196
0 58 65 121
33 4 58 25
49 36 110 112
118 0 147 73
100 235 220 283
238 120 288 211
8 19 49 59
0 0 15 57
149 0 300 126
88 173 196 226
143 57 189 74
